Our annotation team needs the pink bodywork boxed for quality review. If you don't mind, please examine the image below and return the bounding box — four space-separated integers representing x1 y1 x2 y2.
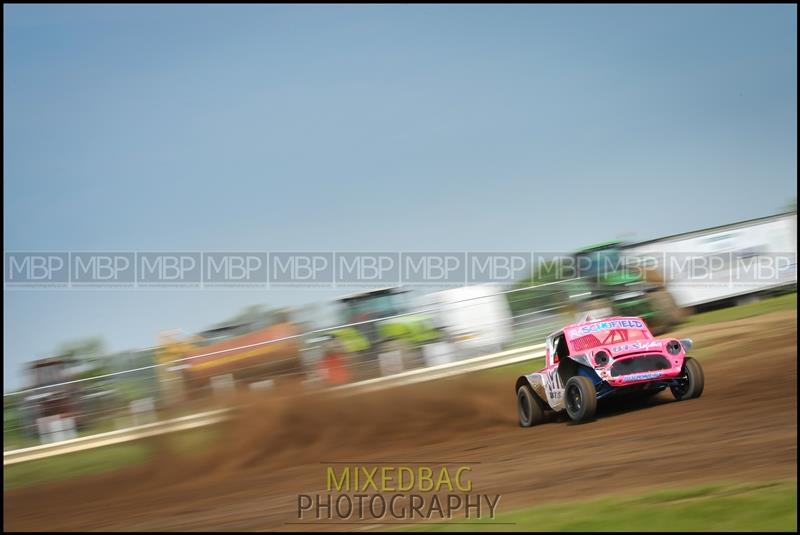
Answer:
542 316 685 387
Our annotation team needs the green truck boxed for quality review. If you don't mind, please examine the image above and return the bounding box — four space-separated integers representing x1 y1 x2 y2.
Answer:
573 242 682 333
510 242 681 335
311 287 440 381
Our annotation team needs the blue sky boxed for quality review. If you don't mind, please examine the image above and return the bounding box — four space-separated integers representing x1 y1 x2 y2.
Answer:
3 4 797 390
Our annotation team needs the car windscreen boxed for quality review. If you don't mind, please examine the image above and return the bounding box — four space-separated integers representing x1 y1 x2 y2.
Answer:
568 328 652 352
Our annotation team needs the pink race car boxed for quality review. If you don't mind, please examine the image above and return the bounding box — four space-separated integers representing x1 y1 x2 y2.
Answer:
515 316 704 425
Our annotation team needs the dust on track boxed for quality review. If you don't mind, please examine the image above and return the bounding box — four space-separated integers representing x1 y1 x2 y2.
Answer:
5 310 797 531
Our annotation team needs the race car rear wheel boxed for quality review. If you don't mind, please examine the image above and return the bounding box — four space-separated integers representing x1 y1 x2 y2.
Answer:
517 385 544 427
564 376 597 423
564 375 597 422
670 356 704 401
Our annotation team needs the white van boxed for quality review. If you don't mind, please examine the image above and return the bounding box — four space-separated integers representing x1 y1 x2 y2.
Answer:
414 284 513 360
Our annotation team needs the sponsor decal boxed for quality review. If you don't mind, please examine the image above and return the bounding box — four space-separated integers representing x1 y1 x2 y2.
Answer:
611 340 663 353
621 371 662 382
569 319 645 337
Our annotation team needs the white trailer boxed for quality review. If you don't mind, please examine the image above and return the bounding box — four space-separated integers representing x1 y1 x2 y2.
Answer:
624 212 797 308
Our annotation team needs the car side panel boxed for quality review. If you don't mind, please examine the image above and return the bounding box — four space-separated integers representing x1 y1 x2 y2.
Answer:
523 365 565 412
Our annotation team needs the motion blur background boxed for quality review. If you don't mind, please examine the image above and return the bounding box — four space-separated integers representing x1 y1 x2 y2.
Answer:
3 4 797 532
4 4 797 390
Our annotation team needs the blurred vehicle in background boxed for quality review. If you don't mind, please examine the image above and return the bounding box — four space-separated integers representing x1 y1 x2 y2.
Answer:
18 356 115 439
414 284 513 358
311 285 515 385
572 241 682 334
624 211 797 310
511 243 682 335
558 211 797 328
312 287 440 383
155 311 304 402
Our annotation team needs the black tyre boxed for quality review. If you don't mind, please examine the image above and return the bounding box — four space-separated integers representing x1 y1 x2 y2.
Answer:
564 376 597 423
670 356 704 401
517 385 545 427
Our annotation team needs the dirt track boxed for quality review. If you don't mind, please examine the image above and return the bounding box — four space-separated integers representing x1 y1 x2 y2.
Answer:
5 310 797 531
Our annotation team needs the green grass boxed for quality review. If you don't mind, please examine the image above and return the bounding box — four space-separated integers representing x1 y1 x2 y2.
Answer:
682 292 796 328
3 441 151 491
404 481 797 532
3 425 220 491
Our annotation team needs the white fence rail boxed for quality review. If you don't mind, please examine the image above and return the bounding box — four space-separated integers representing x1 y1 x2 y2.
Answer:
3 409 230 465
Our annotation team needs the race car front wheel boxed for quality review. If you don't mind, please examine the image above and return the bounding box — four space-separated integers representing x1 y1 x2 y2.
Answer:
517 385 544 427
670 356 705 401
564 376 597 423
